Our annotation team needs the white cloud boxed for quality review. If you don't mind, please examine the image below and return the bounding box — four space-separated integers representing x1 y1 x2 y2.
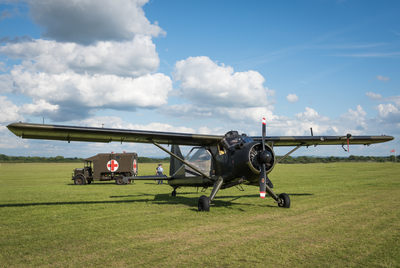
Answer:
20 99 59 115
5 69 172 120
347 105 367 118
0 126 29 149
296 107 325 121
72 116 195 133
286 93 299 103
0 1 169 122
0 96 23 123
339 105 367 134
174 56 272 107
0 36 159 77
366 92 382 100
377 103 399 118
377 75 390 82
29 0 164 44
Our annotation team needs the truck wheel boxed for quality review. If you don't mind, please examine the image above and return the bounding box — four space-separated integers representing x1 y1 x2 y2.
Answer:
73 174 86 185
115 177 126 185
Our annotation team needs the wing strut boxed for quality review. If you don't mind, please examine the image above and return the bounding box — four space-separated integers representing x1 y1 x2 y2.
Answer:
276 145 303 164
152 142 212 180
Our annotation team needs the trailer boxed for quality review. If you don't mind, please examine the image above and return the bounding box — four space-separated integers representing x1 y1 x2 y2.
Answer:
72 152 138 185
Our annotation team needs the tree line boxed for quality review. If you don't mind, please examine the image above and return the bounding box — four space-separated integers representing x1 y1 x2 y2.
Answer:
0 154 397 163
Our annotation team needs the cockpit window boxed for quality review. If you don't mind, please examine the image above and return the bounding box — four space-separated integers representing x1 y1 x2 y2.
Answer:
185 147 212 177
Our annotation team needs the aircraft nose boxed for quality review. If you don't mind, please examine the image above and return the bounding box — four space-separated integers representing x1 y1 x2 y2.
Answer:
259 150 272 165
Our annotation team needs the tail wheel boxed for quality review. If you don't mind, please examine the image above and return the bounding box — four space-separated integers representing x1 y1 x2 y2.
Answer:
278 193 290 208
198 195 210 212
73 174 86 185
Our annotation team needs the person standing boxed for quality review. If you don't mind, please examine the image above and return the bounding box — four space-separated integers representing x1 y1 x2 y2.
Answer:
156 164 164 184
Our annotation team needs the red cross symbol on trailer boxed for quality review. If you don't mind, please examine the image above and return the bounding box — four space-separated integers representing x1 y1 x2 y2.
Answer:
107 160 119 172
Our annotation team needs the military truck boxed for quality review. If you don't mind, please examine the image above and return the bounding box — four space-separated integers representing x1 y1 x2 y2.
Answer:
72 152 138 185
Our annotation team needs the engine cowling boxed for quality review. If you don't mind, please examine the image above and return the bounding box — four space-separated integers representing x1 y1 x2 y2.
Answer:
248 142 276 174
228 141 276 182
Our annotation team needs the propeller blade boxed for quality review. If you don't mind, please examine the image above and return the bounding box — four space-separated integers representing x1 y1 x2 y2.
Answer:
346 133 351 153
260 164 266 198
260 117 267 198
261 117 266 150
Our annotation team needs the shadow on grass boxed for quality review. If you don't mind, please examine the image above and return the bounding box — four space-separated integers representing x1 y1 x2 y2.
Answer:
0 192 313 210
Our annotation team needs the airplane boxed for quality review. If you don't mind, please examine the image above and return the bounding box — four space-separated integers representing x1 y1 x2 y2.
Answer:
7 119 394 211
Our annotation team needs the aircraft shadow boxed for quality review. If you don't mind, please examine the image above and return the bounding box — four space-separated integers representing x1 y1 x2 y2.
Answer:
0 193 313 210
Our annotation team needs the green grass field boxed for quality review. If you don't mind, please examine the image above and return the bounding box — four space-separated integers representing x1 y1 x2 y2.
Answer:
0 162 399 267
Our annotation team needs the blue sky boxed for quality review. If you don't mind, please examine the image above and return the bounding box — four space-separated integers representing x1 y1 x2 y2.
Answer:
0 0 399 157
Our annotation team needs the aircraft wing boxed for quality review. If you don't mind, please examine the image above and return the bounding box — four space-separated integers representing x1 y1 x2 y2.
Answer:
6 122 222 146
7 122 393 147
252 135 393 147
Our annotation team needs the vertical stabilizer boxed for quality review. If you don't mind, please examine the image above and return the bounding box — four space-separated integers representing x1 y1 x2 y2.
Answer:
170 145 185 177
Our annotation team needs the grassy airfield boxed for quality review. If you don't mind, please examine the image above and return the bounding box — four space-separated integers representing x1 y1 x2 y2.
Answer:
0 162 399 267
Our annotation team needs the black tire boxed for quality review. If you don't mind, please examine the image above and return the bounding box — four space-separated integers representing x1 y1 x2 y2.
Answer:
115 176 126 185
278 193 290 208
73 174 86 185
171 190 177 197
198 195 210 212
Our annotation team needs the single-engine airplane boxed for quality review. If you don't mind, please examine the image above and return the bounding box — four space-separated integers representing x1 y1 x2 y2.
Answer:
7 119 393 211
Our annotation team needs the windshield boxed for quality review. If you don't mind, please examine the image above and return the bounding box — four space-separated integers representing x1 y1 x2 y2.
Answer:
224 131 253 146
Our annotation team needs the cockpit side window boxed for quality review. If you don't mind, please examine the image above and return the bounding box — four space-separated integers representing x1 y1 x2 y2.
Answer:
185 147 212 176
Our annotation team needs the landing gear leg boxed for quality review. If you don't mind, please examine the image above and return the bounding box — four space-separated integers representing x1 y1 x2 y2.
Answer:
198 177 223 212
171 187 178 197
266 175 273 188
265 184 290 208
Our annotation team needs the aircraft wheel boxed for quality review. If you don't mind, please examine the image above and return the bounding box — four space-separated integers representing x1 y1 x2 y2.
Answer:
73 175 86 185
115 177 126 185
278 193 290 208
198 195 210 212
171 190 177 197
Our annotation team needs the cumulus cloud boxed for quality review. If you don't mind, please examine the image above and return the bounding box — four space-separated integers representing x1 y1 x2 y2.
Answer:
0 96 23 123
366 92 382 100
0 126 29 149
29 0 164 44
0 0 171 121
73 116 196 133
174 56 273 107
286 93 298 103
376 75 390 82
377 103 400 119
19 99 59 115
6 69 172 120
296 107 326 121
0 36 159 77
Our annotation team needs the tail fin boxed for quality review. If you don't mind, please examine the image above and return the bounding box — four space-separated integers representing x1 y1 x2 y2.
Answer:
170 145 185 177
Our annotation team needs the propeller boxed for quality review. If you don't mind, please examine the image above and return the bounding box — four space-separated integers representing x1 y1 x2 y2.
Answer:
259 117 267 198
347 133 351 153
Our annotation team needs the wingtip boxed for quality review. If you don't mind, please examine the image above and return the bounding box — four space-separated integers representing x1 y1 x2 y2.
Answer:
6 122 23 136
